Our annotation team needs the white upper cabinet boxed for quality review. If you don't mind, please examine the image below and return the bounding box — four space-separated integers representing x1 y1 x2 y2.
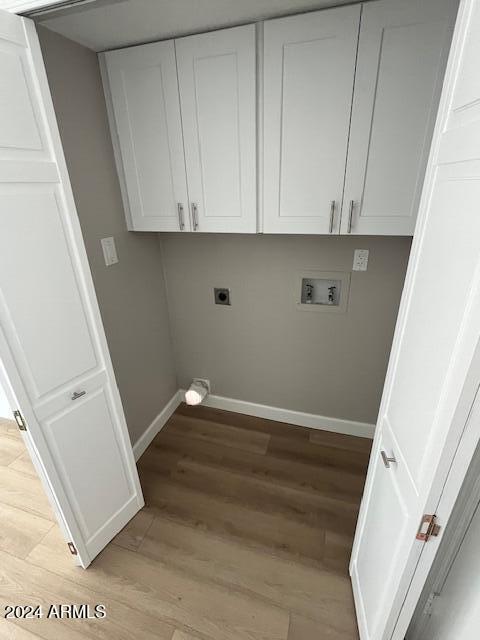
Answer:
101 1 456 236
175 25 257 233
341 0 457 236
102 41 190 232
263 5 361 234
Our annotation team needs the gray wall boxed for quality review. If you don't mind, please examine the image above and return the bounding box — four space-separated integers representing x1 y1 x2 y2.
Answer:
161 234 411 425
38 27 177 445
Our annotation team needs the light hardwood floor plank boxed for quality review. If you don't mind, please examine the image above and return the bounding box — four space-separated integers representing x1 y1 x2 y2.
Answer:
7 453 38 479
171 457 359 533
0 620 44 640
139 470 327 564
0 466 54 522
0 502 53 559
112 507 155 552
0 549 175 640
139 515 357 635
146 431 365 503
28 528 290 640
0 418 20 441
0 438 24 467
287 613 359 640
171 631 204 640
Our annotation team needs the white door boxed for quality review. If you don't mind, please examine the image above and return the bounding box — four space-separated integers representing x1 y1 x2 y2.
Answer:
263 5 360 234
102 41 190 232
0 11 144 568
341 0 457 236
350 1 480 638
175 24 257 233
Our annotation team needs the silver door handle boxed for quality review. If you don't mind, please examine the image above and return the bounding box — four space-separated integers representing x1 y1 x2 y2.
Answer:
329 200 335 234
71 390 86 401
191 202 199 231
381 450 397 468
177 203 185 230
347 200 355 233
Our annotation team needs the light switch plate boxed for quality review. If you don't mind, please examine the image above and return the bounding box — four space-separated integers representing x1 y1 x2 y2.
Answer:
353 249 369 271
101 236 118 266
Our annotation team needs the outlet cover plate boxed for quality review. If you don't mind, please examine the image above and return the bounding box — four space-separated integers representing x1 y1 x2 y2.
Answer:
353 249 369 271
101 236 118 266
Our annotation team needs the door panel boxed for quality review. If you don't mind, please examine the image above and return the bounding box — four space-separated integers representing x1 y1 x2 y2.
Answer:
43 387 133 542
263 5 360 234
0 48 42 150
103 41 189 232
388 165 480 484
0 28 50 160
0 11 143 567
350 2 480 638
341 0 456 236
355 446 411 638
0 187 98 399
190 52 242 218
176 24 256 233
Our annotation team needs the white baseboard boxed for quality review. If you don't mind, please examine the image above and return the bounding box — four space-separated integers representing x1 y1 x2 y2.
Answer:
132 390 183 461
180 390 375 439
134 390 375 460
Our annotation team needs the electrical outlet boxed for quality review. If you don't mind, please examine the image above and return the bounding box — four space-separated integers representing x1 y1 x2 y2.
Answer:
101 236 118 266
214 288 230 305
353 249 369 271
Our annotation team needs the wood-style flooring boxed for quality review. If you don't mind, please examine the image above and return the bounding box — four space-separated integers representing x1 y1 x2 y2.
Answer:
0 405 371 640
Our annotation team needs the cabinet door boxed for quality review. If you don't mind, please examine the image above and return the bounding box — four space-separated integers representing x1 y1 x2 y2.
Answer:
341 0 457 236
263 5 360 234
102 41 190 232
175 25 256 233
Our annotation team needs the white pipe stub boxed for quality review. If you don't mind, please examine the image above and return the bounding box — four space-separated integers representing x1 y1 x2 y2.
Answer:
185 379 209 406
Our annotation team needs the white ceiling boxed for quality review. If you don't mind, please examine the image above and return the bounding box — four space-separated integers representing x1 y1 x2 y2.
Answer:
36 0 357 52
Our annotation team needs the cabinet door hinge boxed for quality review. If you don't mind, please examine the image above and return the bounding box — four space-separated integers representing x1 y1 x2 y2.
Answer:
13 410 27 431
416 514 441 542
67 542 78 556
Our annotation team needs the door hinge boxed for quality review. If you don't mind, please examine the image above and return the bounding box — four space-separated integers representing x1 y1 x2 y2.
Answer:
67 542 78 556
13 410 27 431
423 592 437 617
416 514 441 542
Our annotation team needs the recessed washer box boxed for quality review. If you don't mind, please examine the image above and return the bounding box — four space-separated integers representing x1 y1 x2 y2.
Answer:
295 270 350 313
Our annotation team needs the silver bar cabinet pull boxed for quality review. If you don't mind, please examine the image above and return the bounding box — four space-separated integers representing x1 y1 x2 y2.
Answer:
329 200 335 234
381 450 397 469
347 199 354 233
177 203 185 230
71 390 86 401
191 202 199 231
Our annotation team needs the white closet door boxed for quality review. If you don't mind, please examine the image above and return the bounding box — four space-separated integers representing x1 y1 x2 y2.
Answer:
175 25 257 233
0 11 143 567
102 41 190 232
263 5 360 234
341 0 457 236
350 0 480 637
